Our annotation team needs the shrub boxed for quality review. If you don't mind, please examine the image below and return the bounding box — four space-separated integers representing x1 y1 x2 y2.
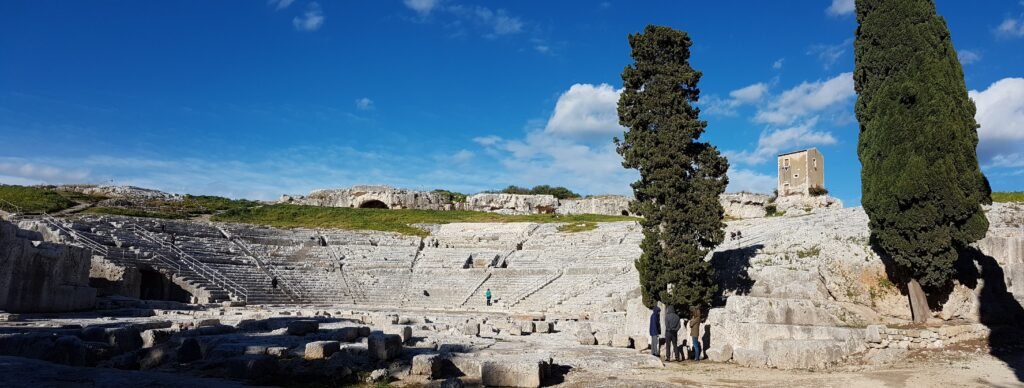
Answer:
808 186 828 196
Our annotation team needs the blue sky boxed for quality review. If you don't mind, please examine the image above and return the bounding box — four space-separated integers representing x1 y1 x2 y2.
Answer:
1 0 1022 205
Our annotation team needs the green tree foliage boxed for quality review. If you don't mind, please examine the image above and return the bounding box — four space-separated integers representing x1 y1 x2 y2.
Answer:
492 185 581 199
616 25 729 309
854 0 990 293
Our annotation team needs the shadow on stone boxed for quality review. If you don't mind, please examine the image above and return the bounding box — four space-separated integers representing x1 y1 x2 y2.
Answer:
709 244 761 305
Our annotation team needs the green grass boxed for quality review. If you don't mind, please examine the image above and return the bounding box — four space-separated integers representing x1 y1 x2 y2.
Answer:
84 194 261 220
993 192 1024 203
212 204 638 236
557 221 599 233
796 245 821 259
0 185 76 213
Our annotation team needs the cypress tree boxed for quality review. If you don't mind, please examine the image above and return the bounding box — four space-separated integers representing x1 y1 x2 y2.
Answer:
616 25 729 310
854 0 991 322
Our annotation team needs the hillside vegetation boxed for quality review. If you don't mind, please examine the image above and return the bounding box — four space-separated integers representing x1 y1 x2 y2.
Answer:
993 192 1024 203
212 204 637 236
0 185 77 213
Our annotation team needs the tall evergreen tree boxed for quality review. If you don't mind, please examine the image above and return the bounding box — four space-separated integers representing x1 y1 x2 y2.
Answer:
616 25 729 310
854 0 990 322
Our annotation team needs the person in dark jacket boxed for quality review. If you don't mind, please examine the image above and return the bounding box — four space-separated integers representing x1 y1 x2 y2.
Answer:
664 306 681 361
689 306 702 361
649 305 661 357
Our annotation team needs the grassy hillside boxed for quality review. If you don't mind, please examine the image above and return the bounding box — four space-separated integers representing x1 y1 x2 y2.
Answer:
0 185 76 213
212 204 638 236
85 195 261 219
993 192 1024 203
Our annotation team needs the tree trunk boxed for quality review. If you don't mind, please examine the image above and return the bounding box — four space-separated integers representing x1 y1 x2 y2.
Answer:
907 278 929 324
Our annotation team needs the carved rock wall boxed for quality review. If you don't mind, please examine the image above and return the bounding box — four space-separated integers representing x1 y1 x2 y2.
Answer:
0 220 96 312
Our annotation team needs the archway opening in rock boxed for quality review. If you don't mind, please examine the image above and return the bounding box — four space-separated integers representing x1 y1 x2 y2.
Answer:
358 200 389 209
621 210 629 216
139 269 192 302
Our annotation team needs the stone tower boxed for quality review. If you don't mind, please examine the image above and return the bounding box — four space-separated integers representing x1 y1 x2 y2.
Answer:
777 148 824 196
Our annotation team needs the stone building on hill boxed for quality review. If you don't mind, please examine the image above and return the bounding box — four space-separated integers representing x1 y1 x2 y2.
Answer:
778 148 825 196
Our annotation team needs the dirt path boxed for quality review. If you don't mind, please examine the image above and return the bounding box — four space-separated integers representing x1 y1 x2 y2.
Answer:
559 347 1024 388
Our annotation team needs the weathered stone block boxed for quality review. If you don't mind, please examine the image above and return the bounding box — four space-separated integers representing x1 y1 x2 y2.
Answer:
461 321 480 337
287 319 319 336
267 346 290 358
612 334 634 348
141 328 175 348
305 340 340 360
575 323 596 345
481 360 543 387
368 333 402 361
412 353 442 377
733 347 767 367
385 325 413 343
706 344 733 362
866 325 886 343
105 327 143 353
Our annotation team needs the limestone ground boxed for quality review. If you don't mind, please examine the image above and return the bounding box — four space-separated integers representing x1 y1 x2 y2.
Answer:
558 345 1024 387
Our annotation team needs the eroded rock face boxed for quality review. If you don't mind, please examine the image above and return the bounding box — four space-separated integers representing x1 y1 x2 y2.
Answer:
281 185 452 210
461 193 560 215
774 194 843 215
556 196 633 216
719 193 771 219
0 220 96 312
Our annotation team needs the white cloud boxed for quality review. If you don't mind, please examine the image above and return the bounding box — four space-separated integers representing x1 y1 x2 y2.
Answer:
772 58 784 70
0 159 90 183
996 17 1024 38
957 49 981 65
355 97 374 111
754 72 855 125
727 168 776 194
543 83 625 139
473 135 502 146
729 82 768 103
449 149 474 162
990 153 1024 168
969 77 1024 166
701 82 770 116
293 2 324 32
826 0 855 16
807 38 853 68
268 0 295 11
725 118 837 165
404 0 439 16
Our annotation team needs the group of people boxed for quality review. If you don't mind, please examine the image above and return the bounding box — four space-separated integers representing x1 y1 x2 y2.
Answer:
649 305 703 362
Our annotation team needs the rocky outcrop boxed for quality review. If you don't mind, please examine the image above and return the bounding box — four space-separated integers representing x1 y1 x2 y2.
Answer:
281 185 451 210
55 185 177 200
774 194 843 215
460 193 560 215
556 196 633 216
0 220 96 312
720 193 771 219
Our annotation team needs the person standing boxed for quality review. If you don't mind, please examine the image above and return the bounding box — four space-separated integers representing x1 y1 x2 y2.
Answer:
689 306 702 361
664 306 681 361
485 288 492 306
649 305 661 357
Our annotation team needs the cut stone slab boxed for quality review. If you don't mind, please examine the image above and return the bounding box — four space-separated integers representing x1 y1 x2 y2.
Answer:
412 353 442 378
733 347 767 367
368 333 402 361
267 347 290 358
287 320 319 336
461 321 480 337
305 341 341 360
612 334 634 348
481 360 543 388
764 339 847 370
866 325 886 343
385 325 413 343
575 323 596 345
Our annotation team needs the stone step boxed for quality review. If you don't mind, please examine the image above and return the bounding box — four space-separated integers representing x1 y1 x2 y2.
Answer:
762 339 864 369
709 318 865 354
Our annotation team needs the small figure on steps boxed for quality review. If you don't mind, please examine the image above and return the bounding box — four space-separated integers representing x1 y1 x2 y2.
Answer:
271 277 278 290
485 288 492 306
